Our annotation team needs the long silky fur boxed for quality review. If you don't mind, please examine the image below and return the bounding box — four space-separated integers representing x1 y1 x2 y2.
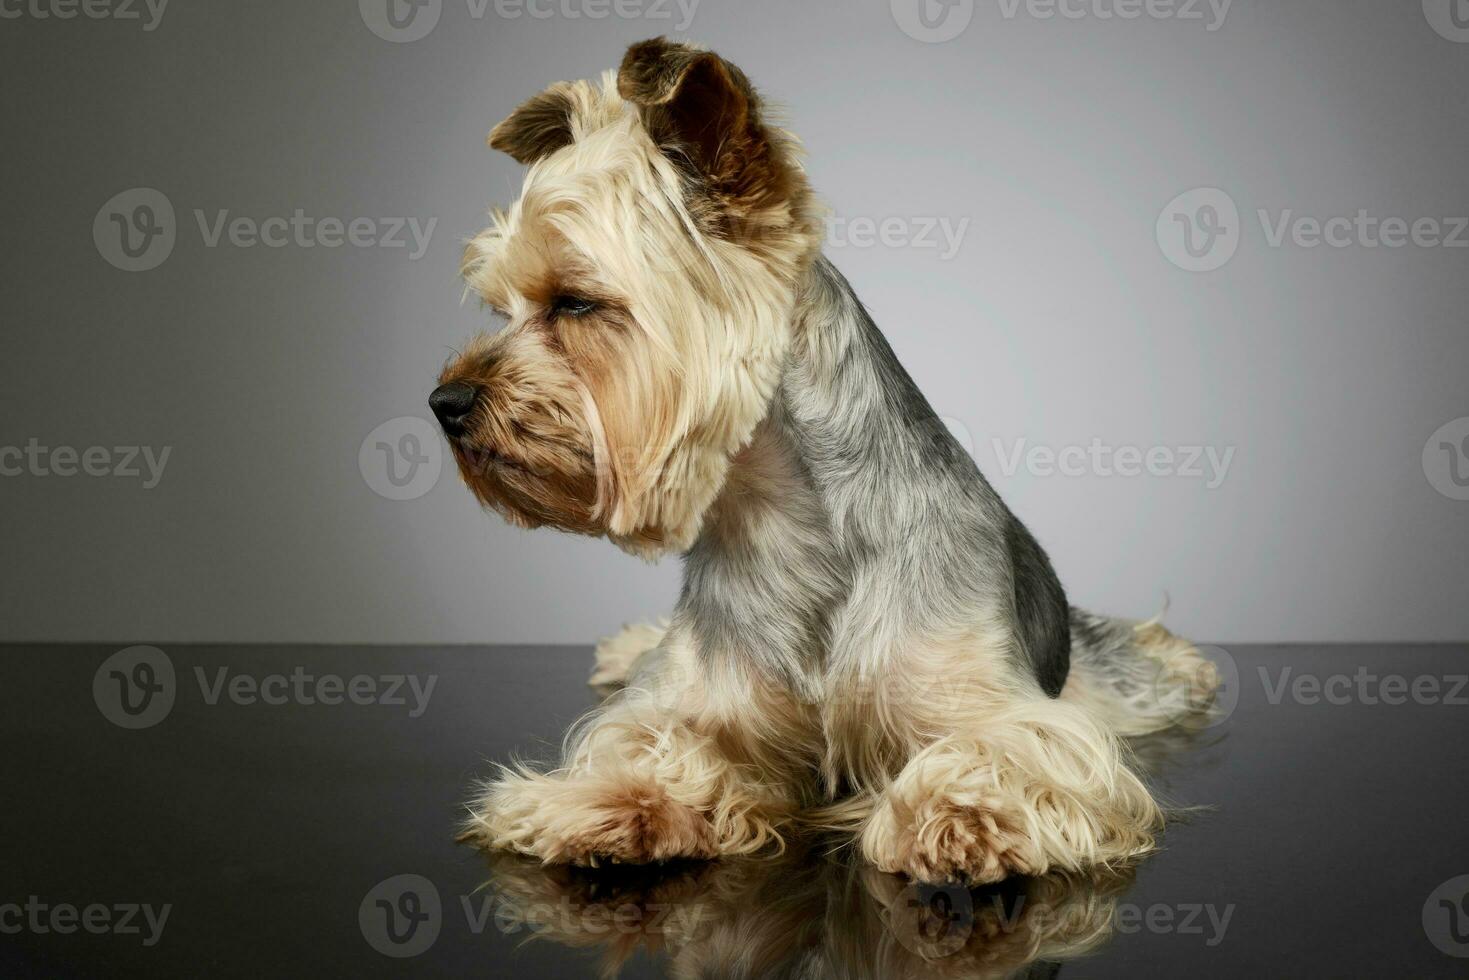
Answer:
449 40 1219 884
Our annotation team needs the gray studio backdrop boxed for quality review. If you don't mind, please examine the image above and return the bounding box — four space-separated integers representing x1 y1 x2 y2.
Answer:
1 0 1466 645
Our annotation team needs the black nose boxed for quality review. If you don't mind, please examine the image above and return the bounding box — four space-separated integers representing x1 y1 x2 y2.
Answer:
430 382 477 436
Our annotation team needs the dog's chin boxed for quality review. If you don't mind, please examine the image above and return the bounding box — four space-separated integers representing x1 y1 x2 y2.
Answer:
450 440 603 536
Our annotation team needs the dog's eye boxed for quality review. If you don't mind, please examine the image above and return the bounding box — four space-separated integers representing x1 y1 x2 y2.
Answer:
549 295 598 318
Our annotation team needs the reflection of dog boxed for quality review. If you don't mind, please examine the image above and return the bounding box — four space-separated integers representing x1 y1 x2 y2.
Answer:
481 842 1134 979
438 37 1218 884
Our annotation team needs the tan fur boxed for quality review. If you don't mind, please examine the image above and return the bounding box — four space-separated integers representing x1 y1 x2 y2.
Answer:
1133 620 1222 726
590 619 668 690
460 627 811 864
469 607 1166 885
800 627 1163 883
450 40 1215 887
1063 619 1221 736
857 703 1161 884
448 58 822 556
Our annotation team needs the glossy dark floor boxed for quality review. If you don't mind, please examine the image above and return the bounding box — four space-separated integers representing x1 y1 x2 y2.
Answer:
3 644 1467 977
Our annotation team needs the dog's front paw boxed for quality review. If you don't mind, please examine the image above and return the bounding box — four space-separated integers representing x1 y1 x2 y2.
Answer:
461 770 720 866
861 724 1160 884
861 785 1043 885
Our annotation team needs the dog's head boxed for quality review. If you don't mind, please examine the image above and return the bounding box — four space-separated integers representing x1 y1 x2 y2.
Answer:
433 39 823 557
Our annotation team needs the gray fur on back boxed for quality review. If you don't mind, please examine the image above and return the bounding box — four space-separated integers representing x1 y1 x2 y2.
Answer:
679 257 1071 700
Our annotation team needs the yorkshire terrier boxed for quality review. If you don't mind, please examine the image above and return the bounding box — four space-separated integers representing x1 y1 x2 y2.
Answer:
435 38 1217 885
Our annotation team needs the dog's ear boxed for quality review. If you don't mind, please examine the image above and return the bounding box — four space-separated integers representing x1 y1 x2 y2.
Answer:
618 38 790 214
489 84 577 164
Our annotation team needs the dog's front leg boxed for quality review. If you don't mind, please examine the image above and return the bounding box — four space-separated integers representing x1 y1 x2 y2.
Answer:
858 697 1163 884
462 633 801 865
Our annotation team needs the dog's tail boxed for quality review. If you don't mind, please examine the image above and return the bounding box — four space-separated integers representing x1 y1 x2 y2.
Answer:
589 620 668 691
1060 607 1221 736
